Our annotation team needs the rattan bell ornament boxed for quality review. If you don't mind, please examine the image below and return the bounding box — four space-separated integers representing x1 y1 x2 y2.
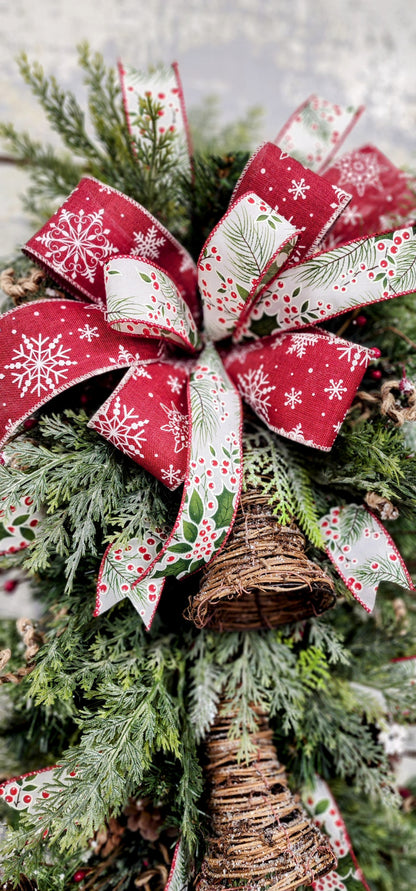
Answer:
195 700 336 891
186 487 336 630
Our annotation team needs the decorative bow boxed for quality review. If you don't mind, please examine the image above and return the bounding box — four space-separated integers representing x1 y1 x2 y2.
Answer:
1 69 415 627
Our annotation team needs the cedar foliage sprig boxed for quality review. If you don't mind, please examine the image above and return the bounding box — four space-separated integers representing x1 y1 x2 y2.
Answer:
0 410 171 591
0 46 189 235
243 422 325 547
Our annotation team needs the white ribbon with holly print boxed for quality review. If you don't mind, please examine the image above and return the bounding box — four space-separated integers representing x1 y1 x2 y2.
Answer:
275 94 365 173
0 764 74 813
237 225 416 342
105 255 201 352
320 504 415 612
96 342 243 628
0 765 186 890
0 494 43 555
304 776 370 891
119 61 192 178
198 191 300 341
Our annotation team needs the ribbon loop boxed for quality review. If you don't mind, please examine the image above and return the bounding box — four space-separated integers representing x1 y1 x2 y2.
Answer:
24 176 199 317
105 255 201 352
232 143 352 264
0 299 164 450
238 224 416 342
224 331 374 451
199 192 300 341
119 61 192 178
321 144 416 245
89 360 190 489
274 94 365 173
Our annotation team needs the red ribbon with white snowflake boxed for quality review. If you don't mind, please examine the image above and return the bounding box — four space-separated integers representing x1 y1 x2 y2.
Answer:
1 79 416 626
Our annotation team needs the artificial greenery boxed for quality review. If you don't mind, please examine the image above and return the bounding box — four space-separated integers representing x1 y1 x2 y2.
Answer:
0 46 416 891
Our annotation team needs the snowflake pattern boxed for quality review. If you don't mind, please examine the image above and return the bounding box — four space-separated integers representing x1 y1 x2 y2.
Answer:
284 387 303 409
5 333 77 398
236 365 276 422
334 342 369 372
131 365 152 381
167 375 183 394
161 464 184 488
109 345 144 366
160 402 189 452
332 150 385 197
324 379 348 400
78 324 99 342
286 333 320 358
342 203 362 226
36 207 118 283
288 177 310 200
290 422 304 438
132 224 166 260
93 397 149 459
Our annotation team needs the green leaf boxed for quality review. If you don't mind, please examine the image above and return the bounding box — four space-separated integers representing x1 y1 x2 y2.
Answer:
189 489 204 525
236 283 249 301
107 269 120 275
183 520 198 543
153 557 190 578
212 488 235 529
293 286 301 298
168 541 192 554
314 798 330 816
247 315 278 338
13 514 30 525
20 527 36 541
140 273 152 283
0 523 12 539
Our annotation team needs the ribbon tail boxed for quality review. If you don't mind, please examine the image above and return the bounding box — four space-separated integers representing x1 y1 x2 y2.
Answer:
320 504 415 612
97 343 243 629
96 538 166 625
304 775 370 890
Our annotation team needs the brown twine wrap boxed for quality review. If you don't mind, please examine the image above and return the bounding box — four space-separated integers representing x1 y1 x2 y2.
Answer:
186 489 335 631
0 617 44 685
0 266 45 305
355 380 416 425
196 704 336 891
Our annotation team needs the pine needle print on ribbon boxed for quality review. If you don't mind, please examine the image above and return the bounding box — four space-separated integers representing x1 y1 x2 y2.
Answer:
320 504 415 611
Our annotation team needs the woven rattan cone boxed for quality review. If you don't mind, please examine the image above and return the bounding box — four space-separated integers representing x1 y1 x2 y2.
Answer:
186 489 336 630
196 705 336 891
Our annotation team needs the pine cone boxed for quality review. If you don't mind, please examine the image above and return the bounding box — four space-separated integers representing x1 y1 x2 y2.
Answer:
124 797 164 841
91 817 125 857
364 491 399 520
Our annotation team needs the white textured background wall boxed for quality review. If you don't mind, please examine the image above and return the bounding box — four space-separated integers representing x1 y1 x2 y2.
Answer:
2 0 416 255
